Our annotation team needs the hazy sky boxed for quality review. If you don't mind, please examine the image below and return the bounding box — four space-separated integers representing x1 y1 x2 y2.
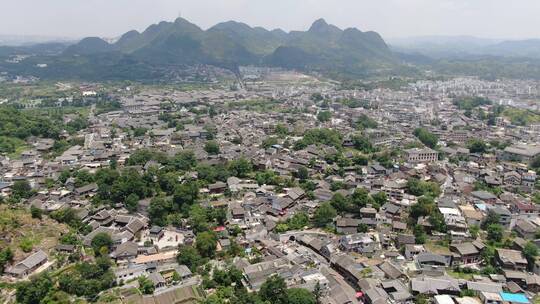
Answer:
2 0 540 40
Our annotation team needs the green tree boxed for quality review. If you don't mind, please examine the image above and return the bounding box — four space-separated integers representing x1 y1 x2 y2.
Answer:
294 128 342 150
133 127 147 137
350 188 375 210
148 196 172 226
352 135 375 153
177 246 203 272
256 170 280 186
274 124 289 137
12 180 32 199
125 193 140 213
205 141 220 155
410 196 435 219
296 166 309 181
210 207 227 225
59 232 79 245
330 181 345 192
414 225 427 244
415 294 429 304
41 291 71 304
228 158 252 178
481 212 500 229
171 271 181 282
0 247 13 274
57 258 114 298
275 223 290 233
106 168 151 204
534 192 540 204
486 224 504 243
371 192 387 208
49 208 84 230
317 111 332 122
16 273 54 304
58 170 71 184
288 212 310 230
406 178 441 197
230 225 243 237
109 158 117 170
19 238 34 253
173 181 199 211
91 232 113 256
453 96 492 110
524 242 539 270
138 276 155 294
30 206 42 219
353 154 368 166
428 211 447 232
413 128 438 148
330 193 349 214
227 239 244 258
196 231 218 258
172 150 197 171
259 275 287 304
358 223 369 233
469 225 480 239
189 204 209 234
531 155 540 170
482 245 496 266
314 202 337 227
126 149 166 165
286 288 317 304
196 164 220 184
74 170 95 187
467 139 487 154
355 114 378 130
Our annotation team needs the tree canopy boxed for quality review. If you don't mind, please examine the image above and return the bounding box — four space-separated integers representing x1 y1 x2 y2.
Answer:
413 128 438 149
294 128 342 150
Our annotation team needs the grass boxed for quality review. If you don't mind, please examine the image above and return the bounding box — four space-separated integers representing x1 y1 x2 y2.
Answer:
0 205 69 261
447 269 475 280
25 105 91 118
502 108 540 126
424 241 451 255
0 81 81 104
50 263 76 278
97 287 139 304
4 137 29 159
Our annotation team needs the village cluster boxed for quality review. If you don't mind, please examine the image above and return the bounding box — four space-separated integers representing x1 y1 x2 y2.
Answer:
1 73 540 304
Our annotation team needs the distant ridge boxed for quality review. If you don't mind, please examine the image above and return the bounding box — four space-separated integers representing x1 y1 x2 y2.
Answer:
64 17 396 75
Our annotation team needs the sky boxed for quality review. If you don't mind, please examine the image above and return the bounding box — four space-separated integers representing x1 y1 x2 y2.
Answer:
1 0 540 40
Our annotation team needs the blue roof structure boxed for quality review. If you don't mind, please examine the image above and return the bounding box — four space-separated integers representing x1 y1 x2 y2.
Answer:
474 203 487 211
500 292 529 304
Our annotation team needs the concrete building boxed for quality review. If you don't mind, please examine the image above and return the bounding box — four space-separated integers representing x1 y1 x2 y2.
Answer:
405 147 439 163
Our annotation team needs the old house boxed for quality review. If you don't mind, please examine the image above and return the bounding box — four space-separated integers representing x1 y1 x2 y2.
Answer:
336 218 360 234
496 248 528 271
450 241 484 265
5 250 48 278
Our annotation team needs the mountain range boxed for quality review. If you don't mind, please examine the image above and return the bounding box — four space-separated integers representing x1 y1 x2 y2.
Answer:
62 17 396 77
3 18 540 81
389 36 540 59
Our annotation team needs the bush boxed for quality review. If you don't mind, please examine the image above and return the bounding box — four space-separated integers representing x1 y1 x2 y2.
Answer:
19 238 34 253
413 128 438 148
204 141 220 155
317 111 332 122
91 232 113 256
30 206 42 219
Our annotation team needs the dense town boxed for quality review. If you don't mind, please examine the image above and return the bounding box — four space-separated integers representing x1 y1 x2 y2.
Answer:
1 70 540 304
